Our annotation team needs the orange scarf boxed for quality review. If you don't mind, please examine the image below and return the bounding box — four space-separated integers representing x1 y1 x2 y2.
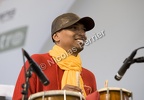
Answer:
49 45 86 97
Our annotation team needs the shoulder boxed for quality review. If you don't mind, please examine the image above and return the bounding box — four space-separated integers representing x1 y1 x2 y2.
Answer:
30 53 55 66
30 53 56 70
31 53 51 58
31 53 52 61
82 67 95 75
82 67 95 78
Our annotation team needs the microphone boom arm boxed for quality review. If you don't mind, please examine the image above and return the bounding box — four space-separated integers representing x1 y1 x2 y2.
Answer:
114 46 144 81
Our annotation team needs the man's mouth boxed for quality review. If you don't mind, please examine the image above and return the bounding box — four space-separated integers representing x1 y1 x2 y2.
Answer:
76 39 85 46
77 39 84 43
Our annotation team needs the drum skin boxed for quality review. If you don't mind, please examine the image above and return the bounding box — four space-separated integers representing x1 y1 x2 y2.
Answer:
29 95 80 100
98 87 132 100
28 90 85 100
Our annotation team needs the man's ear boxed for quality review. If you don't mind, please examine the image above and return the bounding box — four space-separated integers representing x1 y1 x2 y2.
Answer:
52 33 60 42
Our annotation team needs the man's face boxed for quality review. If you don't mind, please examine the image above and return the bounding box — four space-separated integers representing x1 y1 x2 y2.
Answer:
54 23 87 54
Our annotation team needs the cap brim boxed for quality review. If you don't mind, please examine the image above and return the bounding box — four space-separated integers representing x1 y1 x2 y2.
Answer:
78 17 95 31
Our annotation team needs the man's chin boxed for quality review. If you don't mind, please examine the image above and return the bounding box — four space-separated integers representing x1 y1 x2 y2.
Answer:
76 47 84 52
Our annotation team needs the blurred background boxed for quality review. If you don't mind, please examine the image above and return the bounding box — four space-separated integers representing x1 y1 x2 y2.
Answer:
0 0 144 99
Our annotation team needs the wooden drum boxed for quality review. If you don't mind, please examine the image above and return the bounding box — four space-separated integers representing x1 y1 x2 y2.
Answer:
98 87 133 100
28 90 85 100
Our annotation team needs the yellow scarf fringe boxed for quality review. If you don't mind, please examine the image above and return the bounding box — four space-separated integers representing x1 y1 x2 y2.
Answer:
49 45 86 97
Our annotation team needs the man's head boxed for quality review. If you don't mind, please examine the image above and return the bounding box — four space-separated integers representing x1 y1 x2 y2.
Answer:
51 13 95 55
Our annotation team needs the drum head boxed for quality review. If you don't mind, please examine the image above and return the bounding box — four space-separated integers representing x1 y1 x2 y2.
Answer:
28 90 85 100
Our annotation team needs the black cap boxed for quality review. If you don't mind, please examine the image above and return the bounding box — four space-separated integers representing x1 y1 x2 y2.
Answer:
51 13 95 42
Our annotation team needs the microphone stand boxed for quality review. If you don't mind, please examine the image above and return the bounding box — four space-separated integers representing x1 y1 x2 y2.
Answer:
21 67 32 100
133 57 144 63
129 57 144 65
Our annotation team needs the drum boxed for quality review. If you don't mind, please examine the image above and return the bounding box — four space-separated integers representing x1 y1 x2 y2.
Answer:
98 87 133 100
28 90 85 100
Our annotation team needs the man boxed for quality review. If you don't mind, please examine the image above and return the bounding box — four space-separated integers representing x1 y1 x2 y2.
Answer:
13 13 100 100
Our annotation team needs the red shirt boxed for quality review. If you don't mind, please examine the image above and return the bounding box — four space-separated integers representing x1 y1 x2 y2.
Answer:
12 53 100 100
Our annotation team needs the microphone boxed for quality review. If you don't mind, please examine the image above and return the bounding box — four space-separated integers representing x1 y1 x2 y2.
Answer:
22 48 50 86
114 49 137 81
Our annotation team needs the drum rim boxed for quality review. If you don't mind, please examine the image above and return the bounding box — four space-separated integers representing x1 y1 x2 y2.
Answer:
98 87 132 97
28 90 84 100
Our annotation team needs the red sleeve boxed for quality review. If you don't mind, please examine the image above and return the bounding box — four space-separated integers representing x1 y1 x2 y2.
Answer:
86 91 100 100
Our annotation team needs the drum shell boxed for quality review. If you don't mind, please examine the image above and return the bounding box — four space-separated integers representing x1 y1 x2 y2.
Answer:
98 87 132 100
